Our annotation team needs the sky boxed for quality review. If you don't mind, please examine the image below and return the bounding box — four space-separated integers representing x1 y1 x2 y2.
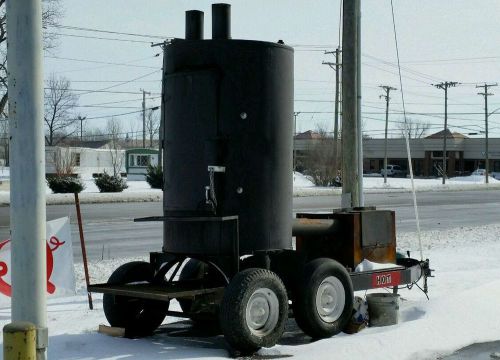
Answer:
44 0 500 140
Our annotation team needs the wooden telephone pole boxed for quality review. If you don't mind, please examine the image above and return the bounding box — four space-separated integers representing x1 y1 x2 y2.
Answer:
476 82 497 184
433 81 459 184
323 48 342 178
379 85 397 184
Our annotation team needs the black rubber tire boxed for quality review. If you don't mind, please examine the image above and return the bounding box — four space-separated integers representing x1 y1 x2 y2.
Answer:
103 261 169 336
293 258 353 339
178 259 220 324
219 268 288 354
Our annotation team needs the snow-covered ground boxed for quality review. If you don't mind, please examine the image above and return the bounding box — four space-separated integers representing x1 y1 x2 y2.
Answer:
0 170 498 205
293 171 500 196
0 223 498 359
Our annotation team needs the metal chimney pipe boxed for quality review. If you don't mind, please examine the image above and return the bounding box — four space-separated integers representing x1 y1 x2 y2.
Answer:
185 10 204 40
212 3 231 39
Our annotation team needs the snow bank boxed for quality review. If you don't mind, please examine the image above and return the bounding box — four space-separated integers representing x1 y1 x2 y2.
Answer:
0 171 498 205
294 174 500 197
0 224 498 359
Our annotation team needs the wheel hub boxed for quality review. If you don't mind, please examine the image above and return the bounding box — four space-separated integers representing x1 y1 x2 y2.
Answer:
315 276 345 323
245 288 279 337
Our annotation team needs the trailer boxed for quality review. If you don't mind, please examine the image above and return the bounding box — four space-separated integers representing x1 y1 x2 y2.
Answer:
88 3 431 354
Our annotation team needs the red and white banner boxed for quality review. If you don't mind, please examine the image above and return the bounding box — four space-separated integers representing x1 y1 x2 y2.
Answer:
0 217 76 301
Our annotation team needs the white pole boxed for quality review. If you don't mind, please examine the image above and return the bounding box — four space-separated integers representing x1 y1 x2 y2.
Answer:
7 0 48 359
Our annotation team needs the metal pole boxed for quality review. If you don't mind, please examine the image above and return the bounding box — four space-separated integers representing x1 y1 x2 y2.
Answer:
341 0 359 208
443 86 447 184
356 0 364 206
7 0 48 358
78 116 86 143
74 193 93 310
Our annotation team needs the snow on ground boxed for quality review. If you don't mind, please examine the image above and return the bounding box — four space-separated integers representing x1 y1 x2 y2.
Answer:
294 173 500 196
0 171 498 205
0 224 499 359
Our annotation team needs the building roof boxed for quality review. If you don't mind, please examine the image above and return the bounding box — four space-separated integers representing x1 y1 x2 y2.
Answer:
294 130 322 140
425 129 469 139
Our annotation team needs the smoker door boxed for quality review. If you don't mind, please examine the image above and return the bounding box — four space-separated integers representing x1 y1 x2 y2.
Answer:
163 69 219 212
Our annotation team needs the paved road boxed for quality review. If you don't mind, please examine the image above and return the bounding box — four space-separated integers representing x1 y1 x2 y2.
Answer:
0 189 498 261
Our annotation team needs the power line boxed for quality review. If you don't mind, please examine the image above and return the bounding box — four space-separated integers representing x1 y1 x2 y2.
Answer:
45 55 160 69
51 24 172 40
46 32 156 44
43 88 160 95
77 96 161 107
66 79 161 84
80 107 160 121
78 70 161 96
401 55 500 65
363 53 444 82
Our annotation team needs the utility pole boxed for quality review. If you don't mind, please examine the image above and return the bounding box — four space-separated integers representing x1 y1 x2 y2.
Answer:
293 111 300 172
7 0 48 358
433 81 458 184
323 47 342 179
476 83 497 184
379 86 397 184
356 1 363 206
142 89 151 148
78 116 87 143
341 0 361 208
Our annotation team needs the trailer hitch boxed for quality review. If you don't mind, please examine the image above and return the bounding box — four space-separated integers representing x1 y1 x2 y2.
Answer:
421 258 434 296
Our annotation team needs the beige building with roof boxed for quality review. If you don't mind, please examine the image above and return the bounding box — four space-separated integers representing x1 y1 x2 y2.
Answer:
294 130 500 177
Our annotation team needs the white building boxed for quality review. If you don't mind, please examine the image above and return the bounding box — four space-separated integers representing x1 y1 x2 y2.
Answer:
45 144 126 177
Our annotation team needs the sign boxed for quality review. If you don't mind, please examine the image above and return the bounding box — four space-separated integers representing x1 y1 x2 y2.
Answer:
371 271 401 288
0 217 76 301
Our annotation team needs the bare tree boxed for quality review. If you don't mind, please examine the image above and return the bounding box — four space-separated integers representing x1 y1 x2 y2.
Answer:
106 117 123 177
0 0 63 117
145 109 160 147
301 125 338 186
44 74 79 145
0 114 7 165
127 121 140 147
54 147 75 175
397 118 430 139
81 127 105 142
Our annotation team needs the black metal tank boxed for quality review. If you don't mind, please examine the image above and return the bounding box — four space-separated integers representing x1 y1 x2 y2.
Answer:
162 4 293 256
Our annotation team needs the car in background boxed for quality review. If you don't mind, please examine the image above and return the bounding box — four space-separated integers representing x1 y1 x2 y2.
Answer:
472 168 500 180
471 168 486 176
380 164 407 177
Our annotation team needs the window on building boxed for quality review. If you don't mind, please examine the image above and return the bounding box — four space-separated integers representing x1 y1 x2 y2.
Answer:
71 153 81 166
136 155 150 167
129 154 135 167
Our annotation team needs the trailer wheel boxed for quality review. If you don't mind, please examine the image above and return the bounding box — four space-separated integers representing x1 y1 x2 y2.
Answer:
294 258 353 339
220 268 288 353
103 261 169 336
178 259 221 324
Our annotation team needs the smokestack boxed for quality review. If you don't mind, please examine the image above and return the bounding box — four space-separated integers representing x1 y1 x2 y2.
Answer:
212 3 231 39
185 10 204 40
